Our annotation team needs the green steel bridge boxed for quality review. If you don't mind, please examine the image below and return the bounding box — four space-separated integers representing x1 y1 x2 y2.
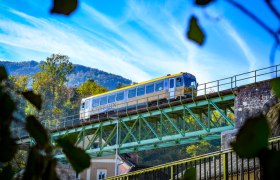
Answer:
13 64 279 159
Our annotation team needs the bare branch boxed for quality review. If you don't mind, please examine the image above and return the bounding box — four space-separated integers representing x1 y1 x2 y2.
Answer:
265 0 280 19
270 41 279 65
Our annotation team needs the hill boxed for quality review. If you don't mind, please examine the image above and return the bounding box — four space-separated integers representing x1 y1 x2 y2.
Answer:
0 61 132 90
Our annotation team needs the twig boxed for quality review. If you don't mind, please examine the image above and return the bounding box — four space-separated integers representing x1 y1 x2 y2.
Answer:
225 0 278 42
270 41 279 65
265 0 280 19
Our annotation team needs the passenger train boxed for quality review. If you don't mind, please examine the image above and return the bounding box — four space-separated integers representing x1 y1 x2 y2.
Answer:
80 72 197 120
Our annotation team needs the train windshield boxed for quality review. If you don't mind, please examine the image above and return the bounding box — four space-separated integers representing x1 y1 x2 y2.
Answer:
80 102 85 110
183 75 197 88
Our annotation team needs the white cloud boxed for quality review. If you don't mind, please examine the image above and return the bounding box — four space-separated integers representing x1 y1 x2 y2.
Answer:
220 20 257 71
0 1 258 85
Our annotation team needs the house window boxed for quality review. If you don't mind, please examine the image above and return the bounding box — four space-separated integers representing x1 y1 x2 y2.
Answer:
96 169 107 180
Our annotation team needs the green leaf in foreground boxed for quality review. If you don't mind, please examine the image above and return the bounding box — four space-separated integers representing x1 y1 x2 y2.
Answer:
259 149 280 180
231 116 270 158
42 158 59 180
25 116 49 148
50 0 78 15
23 147 47 180
271 78 280 98
195 0 214 6
0 93 15 124
21 91 42 110
0 129 18 163
187 15 205 45
182 167 196 180
60 133 78 145
0 164 14 180
0 66 8 81
56 137 90 173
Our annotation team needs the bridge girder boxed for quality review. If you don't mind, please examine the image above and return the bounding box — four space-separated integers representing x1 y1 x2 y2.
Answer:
53 94 235 158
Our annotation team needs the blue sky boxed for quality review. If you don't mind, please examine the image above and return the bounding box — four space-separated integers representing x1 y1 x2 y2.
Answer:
0 0 279 83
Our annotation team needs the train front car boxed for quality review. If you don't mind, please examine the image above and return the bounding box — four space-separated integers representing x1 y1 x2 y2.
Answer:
182 73 197 97
167 72 197 99
80 98 90 121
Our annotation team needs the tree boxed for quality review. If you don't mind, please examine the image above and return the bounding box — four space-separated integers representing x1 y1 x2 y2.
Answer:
0 66 90 179
116 82 129 89
32 54 74 120
186 140 219 157
77 78 107 98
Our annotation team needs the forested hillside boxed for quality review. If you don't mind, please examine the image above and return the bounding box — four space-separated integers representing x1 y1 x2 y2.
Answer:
0 60 132 90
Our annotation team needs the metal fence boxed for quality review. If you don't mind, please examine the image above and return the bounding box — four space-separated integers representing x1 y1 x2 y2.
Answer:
107 136 280 180
197 64 280 96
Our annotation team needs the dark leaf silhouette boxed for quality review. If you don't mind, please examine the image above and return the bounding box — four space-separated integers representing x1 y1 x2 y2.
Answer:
21 91 42 110
259 149 280 180
195 0 214 6
271 78 280 98
0 93 15 124
25 116 49 148
0 164 14 180
0 129 17 163
60 133 78 145
42 158 59 180
182 167 196 180
23 147 47 180
187 16 205 45
56 137 90 173
0 66 8 81
231 116 269 158
50 0 78 15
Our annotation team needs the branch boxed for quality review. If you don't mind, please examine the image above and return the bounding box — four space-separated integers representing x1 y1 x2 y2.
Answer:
265 0 280 19
270 41 279 65
225 0 278 42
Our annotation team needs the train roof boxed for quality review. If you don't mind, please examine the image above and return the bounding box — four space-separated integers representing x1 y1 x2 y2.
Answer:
81 72 195 101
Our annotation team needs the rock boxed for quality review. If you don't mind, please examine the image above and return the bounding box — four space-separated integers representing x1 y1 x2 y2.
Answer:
266 101 280 137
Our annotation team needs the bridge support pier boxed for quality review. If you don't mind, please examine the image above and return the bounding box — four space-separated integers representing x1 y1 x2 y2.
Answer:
221 80 278 150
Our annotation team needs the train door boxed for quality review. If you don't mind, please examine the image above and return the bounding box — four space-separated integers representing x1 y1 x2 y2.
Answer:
169 78 175 99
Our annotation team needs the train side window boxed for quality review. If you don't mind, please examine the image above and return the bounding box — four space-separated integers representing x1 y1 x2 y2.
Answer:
92 99 99 107
108 95 116 103
155 81 164 91
128 89 136 98
137 86 145 96
146 84 154 94
85 100 90 109
116 92 124 101
100 96 107 105
176 77 183 87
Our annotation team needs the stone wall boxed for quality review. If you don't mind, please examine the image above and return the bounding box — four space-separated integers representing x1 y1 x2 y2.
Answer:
234 81 272 128
221 80 279 149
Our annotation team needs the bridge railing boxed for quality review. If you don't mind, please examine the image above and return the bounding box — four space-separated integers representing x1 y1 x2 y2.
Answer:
197 64 280 96
107 136 280 180
12 64 280 139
